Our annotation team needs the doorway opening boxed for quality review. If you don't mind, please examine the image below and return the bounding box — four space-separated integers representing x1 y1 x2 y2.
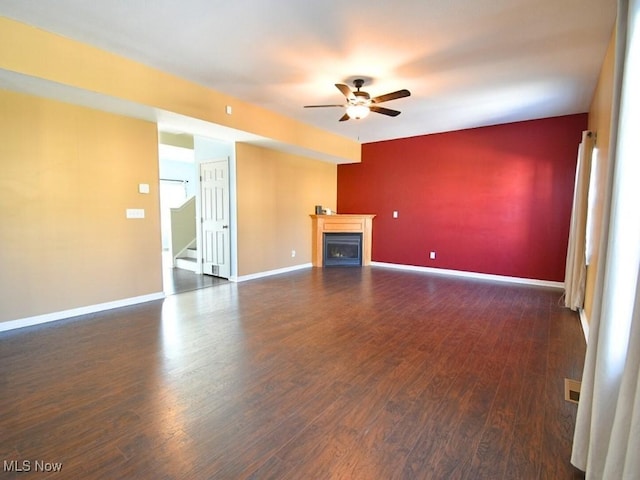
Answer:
158 132 232 294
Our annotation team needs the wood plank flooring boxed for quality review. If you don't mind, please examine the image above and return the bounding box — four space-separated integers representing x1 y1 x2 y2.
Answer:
162 266 227 296
0 267 586 479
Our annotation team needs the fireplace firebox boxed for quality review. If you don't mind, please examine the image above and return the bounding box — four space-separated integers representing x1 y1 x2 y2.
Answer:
323 233 362 266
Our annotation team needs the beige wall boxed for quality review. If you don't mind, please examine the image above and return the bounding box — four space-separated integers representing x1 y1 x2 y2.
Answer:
584 28 616 324
0 16 358 326
0 17 360 165
0 89 162 323
236 143 337 276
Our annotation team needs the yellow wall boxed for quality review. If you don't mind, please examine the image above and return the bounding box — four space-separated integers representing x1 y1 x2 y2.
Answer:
0 16 360 164
0 16 359 326
236 143 337 276
0 89 162 323
584 28 616 324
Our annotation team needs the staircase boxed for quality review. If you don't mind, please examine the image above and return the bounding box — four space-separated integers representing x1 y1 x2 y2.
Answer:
170 195 198 273
175 245 198 273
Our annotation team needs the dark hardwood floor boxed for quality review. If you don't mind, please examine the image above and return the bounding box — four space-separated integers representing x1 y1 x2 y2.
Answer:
0 267 586 479
162 264 227 296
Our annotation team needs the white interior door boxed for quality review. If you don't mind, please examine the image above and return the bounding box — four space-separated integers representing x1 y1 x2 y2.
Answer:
200 159 230 278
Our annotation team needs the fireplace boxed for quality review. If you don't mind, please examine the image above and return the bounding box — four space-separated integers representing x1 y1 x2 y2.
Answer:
323 233 362 266
310 214 375 267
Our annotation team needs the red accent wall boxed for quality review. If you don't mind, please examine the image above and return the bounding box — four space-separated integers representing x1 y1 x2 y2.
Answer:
337 114 587 281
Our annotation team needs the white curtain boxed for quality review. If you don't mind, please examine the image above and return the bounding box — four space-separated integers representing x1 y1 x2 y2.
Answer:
564 131 595 310
571 1 640 478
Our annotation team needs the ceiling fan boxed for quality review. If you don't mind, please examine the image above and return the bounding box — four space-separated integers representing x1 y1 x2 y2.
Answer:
304 79 411 121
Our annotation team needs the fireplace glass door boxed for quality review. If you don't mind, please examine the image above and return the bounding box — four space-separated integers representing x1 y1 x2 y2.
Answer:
323 233 363 266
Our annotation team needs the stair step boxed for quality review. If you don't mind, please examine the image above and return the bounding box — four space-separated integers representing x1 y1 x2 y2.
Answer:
175 256 198 273
185 247 197 259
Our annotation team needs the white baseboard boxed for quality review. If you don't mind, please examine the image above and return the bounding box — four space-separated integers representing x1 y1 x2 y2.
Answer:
232 263 312 282
578 308 589 343
371 261 565 289
0 292 165 333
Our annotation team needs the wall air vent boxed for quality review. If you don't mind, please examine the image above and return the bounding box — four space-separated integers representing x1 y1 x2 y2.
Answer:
564 378 581 404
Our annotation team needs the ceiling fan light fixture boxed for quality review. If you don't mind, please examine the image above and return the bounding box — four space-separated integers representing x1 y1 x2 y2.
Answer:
304 79 409 122
346 104 370 119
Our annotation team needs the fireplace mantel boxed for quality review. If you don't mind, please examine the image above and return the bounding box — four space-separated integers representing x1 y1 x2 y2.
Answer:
310 214 375 267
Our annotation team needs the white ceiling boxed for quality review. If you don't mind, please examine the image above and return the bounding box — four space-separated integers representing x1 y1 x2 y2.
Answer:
0 0 616 144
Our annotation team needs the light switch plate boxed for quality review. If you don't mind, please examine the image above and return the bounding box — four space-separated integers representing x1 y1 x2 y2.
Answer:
138 183 150 194
126 208 145 219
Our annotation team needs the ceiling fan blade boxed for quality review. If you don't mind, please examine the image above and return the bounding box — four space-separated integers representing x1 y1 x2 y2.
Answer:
369 105 401 117
335 83 356 101
338 113 350 122
371 89 411 104
303 104 345 108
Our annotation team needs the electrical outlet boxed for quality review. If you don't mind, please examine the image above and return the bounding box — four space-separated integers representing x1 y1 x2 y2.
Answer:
291 250 296 258
430 251 436 259
393 210 398 218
